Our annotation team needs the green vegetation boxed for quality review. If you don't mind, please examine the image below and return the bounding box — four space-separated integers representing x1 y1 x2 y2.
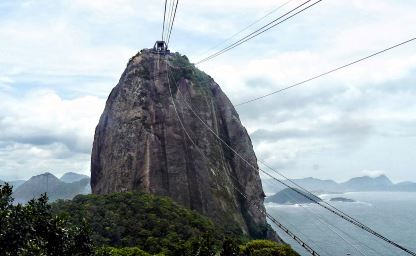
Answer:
169 53 211 86
1 183 299 255
0 183 93 256
94 239 300 256
96 247 150 256
52 192 227 255
240 240 299 256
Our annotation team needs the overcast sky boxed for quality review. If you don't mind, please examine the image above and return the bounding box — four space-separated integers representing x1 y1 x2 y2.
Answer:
0 0 415 182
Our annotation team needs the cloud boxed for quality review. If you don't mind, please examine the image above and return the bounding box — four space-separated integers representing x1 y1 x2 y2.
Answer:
0 142 92 181
0 0 415 182
240 67 416 180
0 20 135 77
70 0 137 17
250 115 373 143
362 169 385 178
0 90 105 153
0 90 105 180
0 76 14 90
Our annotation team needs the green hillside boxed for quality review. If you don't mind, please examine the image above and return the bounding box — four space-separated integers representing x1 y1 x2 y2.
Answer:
52 192 228 254
1 182 298 255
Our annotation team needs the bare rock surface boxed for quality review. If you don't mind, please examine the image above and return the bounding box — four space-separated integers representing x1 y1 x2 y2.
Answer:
91 49 280 240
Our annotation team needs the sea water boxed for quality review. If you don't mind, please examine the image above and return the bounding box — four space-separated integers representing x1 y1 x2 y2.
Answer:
266 192 416 256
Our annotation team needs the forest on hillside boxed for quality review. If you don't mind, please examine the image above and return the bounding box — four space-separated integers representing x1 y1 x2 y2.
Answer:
0 183 298 256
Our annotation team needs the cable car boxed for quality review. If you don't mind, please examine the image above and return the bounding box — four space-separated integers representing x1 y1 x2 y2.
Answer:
152 41 170 54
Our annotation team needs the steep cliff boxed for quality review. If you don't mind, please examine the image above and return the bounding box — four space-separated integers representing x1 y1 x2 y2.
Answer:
91 49 278 239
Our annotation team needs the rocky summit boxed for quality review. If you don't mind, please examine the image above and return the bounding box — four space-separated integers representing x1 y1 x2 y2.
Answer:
91 49 279 240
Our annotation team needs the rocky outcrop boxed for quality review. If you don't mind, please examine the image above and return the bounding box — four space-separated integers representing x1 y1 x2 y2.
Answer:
91 49 279 239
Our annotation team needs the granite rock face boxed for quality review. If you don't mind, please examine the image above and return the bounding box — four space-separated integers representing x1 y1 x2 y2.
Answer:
91 50 279 239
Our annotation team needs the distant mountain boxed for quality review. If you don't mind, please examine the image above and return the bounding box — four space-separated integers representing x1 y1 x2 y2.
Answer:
13 172 90 204
8 180 26 189
262 177 341 194
265 188 322 205
60 172 89 183
0 179 26 190
295 177 340 192
263 175 416 194
391 181 416 192
341 175 393 191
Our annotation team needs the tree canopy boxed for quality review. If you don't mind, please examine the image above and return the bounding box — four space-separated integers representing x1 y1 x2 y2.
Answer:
0 183 93 256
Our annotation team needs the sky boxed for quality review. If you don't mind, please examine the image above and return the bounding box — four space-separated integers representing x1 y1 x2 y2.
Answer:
0 0 415 182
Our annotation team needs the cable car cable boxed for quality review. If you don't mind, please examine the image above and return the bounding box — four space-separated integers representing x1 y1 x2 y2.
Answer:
195 0 321 65
235 36 416 106
162 0 168 41
196 0 294 58
261 166 416 256
164 0 175 42
261 178 373 256
167 0 179 46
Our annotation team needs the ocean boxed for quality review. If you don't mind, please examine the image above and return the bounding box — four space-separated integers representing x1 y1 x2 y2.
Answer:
266 192 416 256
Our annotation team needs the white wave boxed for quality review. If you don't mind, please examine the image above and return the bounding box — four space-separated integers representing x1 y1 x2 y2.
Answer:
353 201 372 206
265 202 314 208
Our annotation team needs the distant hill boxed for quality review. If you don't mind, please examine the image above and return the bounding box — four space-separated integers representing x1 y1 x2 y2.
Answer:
60 172 89 183
391 181 416 192
341 175 393 191
8 180 26 189
265 188 322 205
13 172 90 203
263 175 416 194
0 179 26 190
262 177 340 194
